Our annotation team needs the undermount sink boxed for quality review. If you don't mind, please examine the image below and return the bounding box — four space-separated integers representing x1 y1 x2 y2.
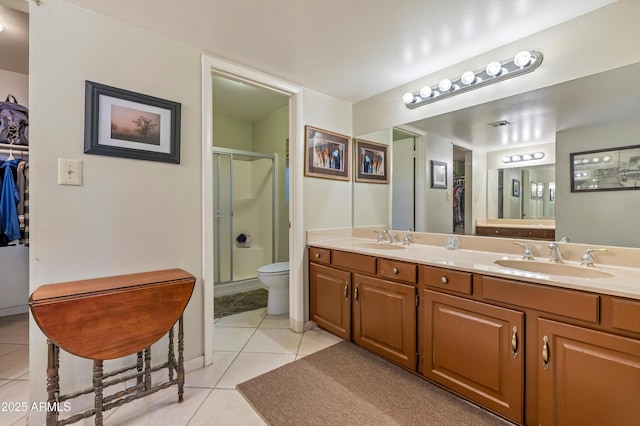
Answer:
353 242 407 251
494 259 614 279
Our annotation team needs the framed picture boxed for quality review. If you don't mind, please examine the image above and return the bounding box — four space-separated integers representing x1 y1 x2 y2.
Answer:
512 179 520 197
430 160 447 189
571 144 640 192
530 182 538 199
537 183 544 198
84 81 181 164
304 125 350 181
355 139 388 183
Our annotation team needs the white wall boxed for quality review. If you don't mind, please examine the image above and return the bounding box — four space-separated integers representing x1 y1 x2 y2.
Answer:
423 132 453 233
556 118 640 247
29 0 203 415
0 69 29 317
353 128 391 228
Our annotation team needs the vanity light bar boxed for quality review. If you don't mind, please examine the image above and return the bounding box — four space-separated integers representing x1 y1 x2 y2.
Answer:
403 50 543 109
501 152 545 163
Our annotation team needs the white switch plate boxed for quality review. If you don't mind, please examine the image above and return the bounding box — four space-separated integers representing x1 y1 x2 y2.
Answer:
58 158 83 186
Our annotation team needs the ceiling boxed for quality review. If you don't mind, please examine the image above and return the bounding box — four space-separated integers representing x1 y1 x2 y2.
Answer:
1 0 631 151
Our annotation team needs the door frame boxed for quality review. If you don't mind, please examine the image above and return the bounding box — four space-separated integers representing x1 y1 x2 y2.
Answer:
201 55 304 365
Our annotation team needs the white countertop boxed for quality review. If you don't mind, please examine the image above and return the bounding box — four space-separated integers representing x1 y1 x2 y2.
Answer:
308 234 640 301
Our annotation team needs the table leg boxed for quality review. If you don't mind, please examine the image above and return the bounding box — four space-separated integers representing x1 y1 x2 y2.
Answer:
168 326 175 382
93 360 104 426
178 315 184 403
46 341 59 426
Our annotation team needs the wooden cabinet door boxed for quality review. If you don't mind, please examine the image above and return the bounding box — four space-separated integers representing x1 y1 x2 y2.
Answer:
309 263 351 340
538 318 640 426
422 290 524 423
352 274 416 370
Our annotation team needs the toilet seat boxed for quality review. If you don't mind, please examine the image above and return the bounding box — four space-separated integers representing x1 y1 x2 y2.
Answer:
258 262 289 275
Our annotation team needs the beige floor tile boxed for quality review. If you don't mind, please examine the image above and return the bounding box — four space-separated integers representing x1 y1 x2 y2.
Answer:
187 389 265 426
215 352 295 390
213 327 255 352
242 328 303 354
104 386 210 426
215 308 266 328
0 325 28 345
259 314 290 329
0 379 8 387
0 345 28 379
185 351 238 389
10 415 27 426
0 343 22 357
0 321 26 337
297 328 342 355
0 380 29 425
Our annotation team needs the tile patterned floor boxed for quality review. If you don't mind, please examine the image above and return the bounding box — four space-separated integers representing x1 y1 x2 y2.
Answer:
0 309 342 425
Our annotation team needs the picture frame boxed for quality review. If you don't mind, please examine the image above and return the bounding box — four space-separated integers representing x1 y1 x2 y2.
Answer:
430 160 448 189
304 125 350 181
512 179 520 197
537 183 544 198
84 81 181 164
570 144 640 192
355 139 388 183
530 182 538 199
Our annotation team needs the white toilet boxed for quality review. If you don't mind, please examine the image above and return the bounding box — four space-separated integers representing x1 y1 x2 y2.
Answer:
257 262 289 315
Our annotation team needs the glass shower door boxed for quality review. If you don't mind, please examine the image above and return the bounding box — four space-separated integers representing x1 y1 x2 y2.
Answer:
213 151 233 284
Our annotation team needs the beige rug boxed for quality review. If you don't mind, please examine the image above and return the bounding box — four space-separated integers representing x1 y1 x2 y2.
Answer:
237 340 511 426
214 288 267 318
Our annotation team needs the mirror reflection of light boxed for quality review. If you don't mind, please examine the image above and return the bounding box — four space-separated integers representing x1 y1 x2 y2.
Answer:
603 155 612 162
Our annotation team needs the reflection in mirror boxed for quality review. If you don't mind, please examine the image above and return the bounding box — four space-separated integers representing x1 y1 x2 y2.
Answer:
488 164 555 219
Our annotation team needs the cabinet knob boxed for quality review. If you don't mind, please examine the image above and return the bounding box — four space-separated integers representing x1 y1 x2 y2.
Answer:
440 277 449 284
315 253 320 258
392 267 399 274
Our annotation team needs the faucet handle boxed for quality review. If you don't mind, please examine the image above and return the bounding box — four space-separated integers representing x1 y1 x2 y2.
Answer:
580 249 608 267
373 230 385 241
513 241 534 260
402 229 413 246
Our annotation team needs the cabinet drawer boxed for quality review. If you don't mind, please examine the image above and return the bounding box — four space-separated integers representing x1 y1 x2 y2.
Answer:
481 276 599 323
378 258 417 283
332 250 376 274
309 247 331 265
612 297 640 334
422 266 472 295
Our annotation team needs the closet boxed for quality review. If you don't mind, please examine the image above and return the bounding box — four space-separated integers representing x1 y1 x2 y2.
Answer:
0 142 29 316
452 149 467 234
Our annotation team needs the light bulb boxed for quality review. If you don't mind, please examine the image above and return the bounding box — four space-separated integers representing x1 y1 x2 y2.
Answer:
533 152 545 159
522 154 533 161
419 86 432 99
501 156 512 163
461 71 476 85
438 79 452 92
402 92 415 104
486 61 502 77
514 50 532 68
511 155 521 162
602 155 612 162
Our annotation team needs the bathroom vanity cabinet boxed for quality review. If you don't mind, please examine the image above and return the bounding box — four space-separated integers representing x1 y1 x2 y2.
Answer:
308 246 640 425
309 247 417 369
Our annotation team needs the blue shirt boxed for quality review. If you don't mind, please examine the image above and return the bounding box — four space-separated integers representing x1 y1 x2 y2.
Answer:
0 159 21 242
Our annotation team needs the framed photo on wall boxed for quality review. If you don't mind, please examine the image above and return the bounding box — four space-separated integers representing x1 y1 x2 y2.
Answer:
355 139 388 183
304 125 350 181
570 144 640 192
84 81 181 164
512 179 521 197
430 160 447 189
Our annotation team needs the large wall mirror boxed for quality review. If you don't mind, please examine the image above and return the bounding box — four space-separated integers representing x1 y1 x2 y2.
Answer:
353 61 640 248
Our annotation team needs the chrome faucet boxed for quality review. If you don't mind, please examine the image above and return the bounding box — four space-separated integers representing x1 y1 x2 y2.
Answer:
580 249 608 267
373 230 385 242
402 228 414 245
548 242 564 263
513 242 535 260
384 230 397 244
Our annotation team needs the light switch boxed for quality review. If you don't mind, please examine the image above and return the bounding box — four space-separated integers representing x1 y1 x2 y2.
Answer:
58 158 83 186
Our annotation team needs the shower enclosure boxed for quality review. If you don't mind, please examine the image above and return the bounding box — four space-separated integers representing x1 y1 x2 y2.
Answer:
213 147 276 293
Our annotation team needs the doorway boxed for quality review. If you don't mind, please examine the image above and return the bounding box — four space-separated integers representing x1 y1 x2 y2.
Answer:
202 56 303 365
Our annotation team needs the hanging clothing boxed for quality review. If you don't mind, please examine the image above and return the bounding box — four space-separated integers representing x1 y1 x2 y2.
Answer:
21 162 29 246
0 158 21 242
